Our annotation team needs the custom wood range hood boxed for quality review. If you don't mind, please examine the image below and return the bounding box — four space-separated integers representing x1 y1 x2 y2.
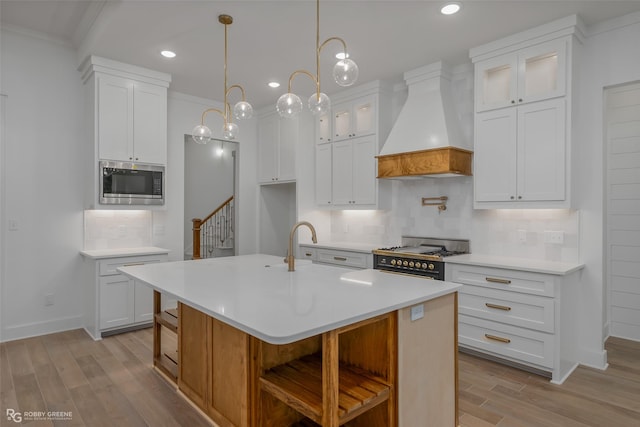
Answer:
377 61 473 178
377 146 472 178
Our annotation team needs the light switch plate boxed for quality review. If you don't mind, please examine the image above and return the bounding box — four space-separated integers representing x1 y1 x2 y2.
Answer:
410 304 424 321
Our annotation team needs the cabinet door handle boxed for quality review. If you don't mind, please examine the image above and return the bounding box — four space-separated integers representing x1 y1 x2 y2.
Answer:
511 100 516 104
305 252 313 257
518 98 523 102
485 277 511 284
123 262 144 267
485 303 512 311
333 256 347 261
485 334 511 344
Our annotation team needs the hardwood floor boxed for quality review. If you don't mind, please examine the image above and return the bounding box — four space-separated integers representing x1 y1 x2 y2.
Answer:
1 329 639 426
458 337 640 427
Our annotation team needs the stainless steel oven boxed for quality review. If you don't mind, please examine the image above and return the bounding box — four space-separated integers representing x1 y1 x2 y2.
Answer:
373 237 469 280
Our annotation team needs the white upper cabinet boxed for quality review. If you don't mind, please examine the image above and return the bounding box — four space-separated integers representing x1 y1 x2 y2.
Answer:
315 111 332 144
97 75 167 164
470 15 582 209
475 38 566 112
331 94 377 142
80 56 171 209
258 112 297 184
313 81 391 209
475 98 566 203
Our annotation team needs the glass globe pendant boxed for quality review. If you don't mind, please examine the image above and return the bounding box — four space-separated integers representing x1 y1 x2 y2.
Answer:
277 93 303 118
192 124 212 144
234 101 253 120
222 122 239 140
333 58 359 87
308 92 330 115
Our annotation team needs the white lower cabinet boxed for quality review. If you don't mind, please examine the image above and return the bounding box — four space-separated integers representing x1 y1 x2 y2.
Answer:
99 274 135 329
447 262 580 384
299 244 373 269
84 253 169 339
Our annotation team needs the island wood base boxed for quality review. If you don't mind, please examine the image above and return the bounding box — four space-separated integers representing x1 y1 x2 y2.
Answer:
153 291 458 427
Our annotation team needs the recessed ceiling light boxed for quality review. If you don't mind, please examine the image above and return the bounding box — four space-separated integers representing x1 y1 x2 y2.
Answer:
268 81 281 88
440 3 461 15
335 52 350 60
161 50 176 58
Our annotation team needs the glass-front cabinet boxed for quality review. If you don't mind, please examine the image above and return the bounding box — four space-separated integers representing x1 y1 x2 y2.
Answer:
475 38 567 112
331 94 377 142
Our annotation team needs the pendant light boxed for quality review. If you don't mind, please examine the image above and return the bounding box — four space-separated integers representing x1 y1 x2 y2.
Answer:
276 0 359 118
192 15 253 143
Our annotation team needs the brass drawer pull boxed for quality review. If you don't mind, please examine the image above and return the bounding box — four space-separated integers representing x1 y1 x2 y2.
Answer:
486 277 511 284
485 334 511 344
333 256 348 261
305 252 313 257
123 262 144 267
485 303 512 311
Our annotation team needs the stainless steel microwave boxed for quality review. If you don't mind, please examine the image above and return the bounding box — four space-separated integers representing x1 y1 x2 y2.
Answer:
99 160 165 205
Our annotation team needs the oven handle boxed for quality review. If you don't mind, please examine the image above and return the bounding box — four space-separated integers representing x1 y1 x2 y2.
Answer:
377 269 435 279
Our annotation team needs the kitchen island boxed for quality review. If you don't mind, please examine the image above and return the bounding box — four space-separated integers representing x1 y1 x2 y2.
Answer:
119 254 461 427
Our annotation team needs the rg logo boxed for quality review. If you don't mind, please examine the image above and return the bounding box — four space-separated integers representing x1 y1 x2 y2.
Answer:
6 409 22 423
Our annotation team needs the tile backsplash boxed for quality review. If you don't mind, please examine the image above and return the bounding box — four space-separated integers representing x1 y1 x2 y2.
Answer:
328 179 580 263
84 210 152 250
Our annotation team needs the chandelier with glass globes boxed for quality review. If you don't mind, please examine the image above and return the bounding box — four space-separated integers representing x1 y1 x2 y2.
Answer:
276 0 359 118
192 14 253 143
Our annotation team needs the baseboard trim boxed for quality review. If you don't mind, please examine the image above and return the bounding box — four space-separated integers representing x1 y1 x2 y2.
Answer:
0 315 83 343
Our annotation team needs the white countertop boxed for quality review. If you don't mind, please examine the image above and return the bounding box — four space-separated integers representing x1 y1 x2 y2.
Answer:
118 254 460 345
299 241 387 253
80 246 170 259
445 254 584 275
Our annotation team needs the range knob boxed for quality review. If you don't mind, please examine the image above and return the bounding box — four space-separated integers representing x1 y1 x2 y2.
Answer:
390 259 396 266
402 260 409 267
409 261 415 268
428 263 435 270
421 262 428 269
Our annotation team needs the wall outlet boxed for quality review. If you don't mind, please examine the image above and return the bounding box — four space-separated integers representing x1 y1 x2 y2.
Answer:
517 229 527 243
45 293 54 306
410 304 424 321
544 230 564 244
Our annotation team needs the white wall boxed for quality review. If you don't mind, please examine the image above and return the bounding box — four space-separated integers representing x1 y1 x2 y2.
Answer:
0 29 261 341
155 91 258 261
0 28 85 341
574 12 640 367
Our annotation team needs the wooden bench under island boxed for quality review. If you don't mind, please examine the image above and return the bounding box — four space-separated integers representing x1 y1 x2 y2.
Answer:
118 254 461 427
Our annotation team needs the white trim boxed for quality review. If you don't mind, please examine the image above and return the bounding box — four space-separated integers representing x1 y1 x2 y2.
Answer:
0 95 6 343
587 10 640 37
0 315 84 343
0 23 73 48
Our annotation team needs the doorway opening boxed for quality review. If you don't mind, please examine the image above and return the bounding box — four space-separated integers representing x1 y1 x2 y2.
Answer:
184 135 237 260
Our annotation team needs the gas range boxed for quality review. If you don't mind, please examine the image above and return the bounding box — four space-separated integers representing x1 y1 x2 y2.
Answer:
373 237 470 280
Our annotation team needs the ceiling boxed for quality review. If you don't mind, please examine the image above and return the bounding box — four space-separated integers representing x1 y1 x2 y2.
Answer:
2 1 640 110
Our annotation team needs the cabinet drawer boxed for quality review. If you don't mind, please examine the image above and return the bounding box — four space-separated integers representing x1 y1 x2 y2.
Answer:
459 285 554 333
316 249 371 269
298 246 317 261
98 254 167 276
449 264 555 297
459 314 553 369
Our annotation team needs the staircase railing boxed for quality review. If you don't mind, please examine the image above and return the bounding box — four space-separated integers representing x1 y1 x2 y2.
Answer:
192 195 234 260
